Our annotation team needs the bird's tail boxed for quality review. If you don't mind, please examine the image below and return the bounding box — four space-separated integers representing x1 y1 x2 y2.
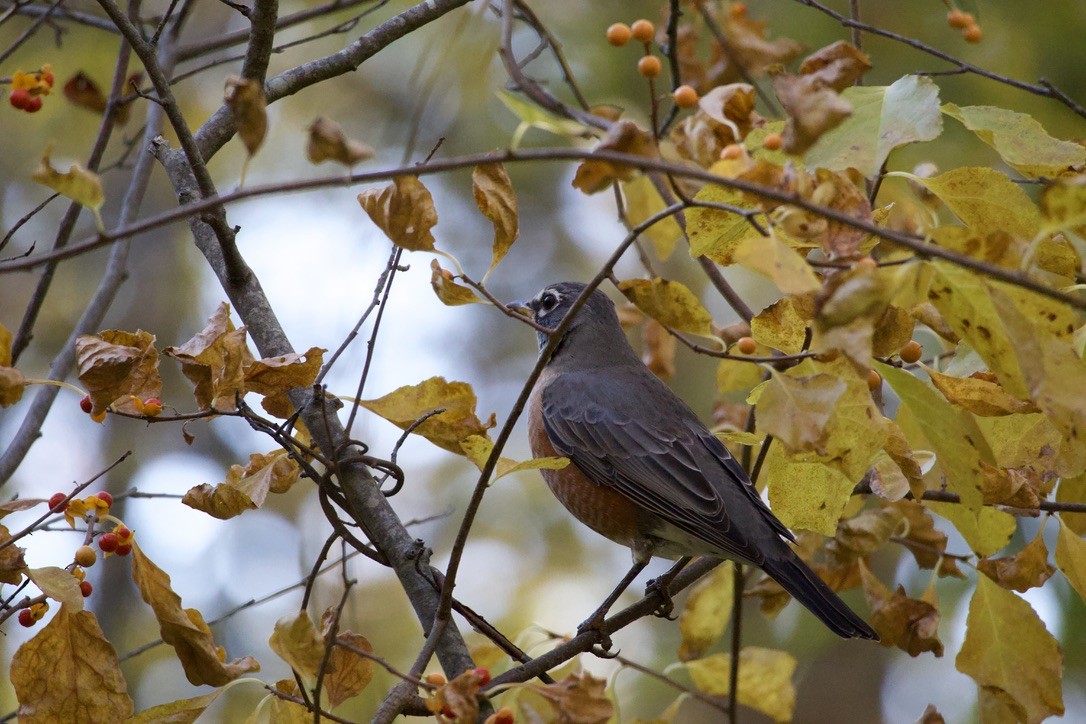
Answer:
762 551 879 640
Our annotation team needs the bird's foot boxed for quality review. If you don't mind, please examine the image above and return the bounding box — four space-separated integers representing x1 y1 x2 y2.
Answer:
576 614 617 657
645 576 677 620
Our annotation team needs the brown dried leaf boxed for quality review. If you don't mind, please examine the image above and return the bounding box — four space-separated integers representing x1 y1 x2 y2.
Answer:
722 9 803 78
0 366 24 407
63 72 107 113
0 524 26 584
319 613 375 708
871 306 915 358
771 70 852 155
473 163 519 272
532 671 613 724
164 303 254 412
798 41 872 92
244 347 324 398
11 607 132 723
670 84 763 167
927 368 1039 417
306 116 374 166
859 562 944 657
826 506 905 566
76 329 161 415
224 76 266 156
131 542 259 686
642 319 676 380
981 464 1042 509
430 259 482 306
572 121 657 194
977 528 1055 592
426 668 490 721
357 176 438 251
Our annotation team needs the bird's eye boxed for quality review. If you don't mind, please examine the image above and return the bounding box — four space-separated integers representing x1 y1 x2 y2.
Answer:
538 292 558 312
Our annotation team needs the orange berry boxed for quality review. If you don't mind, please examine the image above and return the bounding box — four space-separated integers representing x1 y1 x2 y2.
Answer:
737 337 757 355
143 397 163 416
962 23 982 43
72 566 86 581
630 19 655 43
637 55 662 78
486 708 516 724
763 133 783 151
606 23 631 47
899 340 923 364
856 256 878 270
867 369 882 391
673 85 698 109
946 9 969 29
720 143 744 160
75 545 97 567
425 672 446 686
730 2 748 19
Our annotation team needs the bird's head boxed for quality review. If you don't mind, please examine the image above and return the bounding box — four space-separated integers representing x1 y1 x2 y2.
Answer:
511 282 632 363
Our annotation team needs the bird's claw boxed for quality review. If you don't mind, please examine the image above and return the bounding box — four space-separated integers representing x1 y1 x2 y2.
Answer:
645 577 677 620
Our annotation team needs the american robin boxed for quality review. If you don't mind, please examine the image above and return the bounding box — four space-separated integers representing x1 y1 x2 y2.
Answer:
517 281 877 642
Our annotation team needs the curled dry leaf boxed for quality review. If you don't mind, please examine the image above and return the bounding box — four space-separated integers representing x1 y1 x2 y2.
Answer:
721 8 803 79
319 610 375 709
859 562 944 657
0 324 23 407
27 567 84 612
357 176 438 251
572 120 657 194
223 75 266 156
891 501 964 578
531 671 614 724
11 606 133 723
63 71 141 124
131 542 260 686
670 83 763 167
164 303 254 412
426 668 490 722
75 329 162 415
306 116 374 166
473 163 519 272
0 524 26 584
977 528 1055 592
430 259 482 306
183 450 301 520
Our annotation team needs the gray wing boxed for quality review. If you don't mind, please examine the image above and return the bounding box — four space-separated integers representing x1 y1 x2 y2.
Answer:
541 367 794 565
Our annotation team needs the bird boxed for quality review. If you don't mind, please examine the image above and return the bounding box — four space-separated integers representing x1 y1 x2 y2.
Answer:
516 281 878 643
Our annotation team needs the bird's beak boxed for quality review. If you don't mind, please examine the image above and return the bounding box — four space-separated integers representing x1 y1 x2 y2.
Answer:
506 299 533 319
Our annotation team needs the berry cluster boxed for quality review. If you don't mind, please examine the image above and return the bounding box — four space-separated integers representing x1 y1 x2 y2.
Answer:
605 18 707 113
8 64 54 113
79 393 163 422
947 8 982 43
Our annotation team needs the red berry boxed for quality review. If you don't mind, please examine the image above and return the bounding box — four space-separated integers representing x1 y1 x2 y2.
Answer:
490 708 515 724
48 493 68 512
98 533 119 553
96 491 113 507
80 395 93 413
79 581 93 597
41 70 54 87
24 96 42 113
9 88 29 110
115 543 132 556
472 667 491 686
18 609 34 627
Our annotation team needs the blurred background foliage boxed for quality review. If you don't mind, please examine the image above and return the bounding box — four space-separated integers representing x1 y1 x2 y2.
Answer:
1 0 1085 721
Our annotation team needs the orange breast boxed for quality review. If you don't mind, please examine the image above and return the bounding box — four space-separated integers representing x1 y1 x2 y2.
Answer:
528 372 650 549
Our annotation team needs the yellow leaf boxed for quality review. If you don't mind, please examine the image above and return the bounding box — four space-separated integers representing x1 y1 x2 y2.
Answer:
955 574 1064 723
459 434 568 480
903 167 1042 240
183 451 300 519
716 356 766 396
269 612 325 681
754 372 846 454
618 277 714 337
75 330 162 416
686 648 797 723
926 368 1038 417
732 233 822 294
11 607 132 723
473 163 519 273
1057 473 1086 535
430 259 482 306
164 303 254 412
0 523 26 584
128 690 225 723
357 176 438 251
1040 176 1086 237
686 181 763 264
245 347 324 399
0 366 25 407
360 377 495 454
750 298 807 354
31 146 105 231
942 104 1085 179
879 363 985 510
622 175 682 259
131 542 259 686
27 567 83 611
1056 518 1086 603
928 501 1014 557
678 561 734 661
306 116 373 166
0 322 12 367
764 445 854 535
977 527 1055 592
223 76 266 156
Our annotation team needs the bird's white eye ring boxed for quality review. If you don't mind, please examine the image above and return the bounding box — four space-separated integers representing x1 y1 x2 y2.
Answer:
539 292 558 312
